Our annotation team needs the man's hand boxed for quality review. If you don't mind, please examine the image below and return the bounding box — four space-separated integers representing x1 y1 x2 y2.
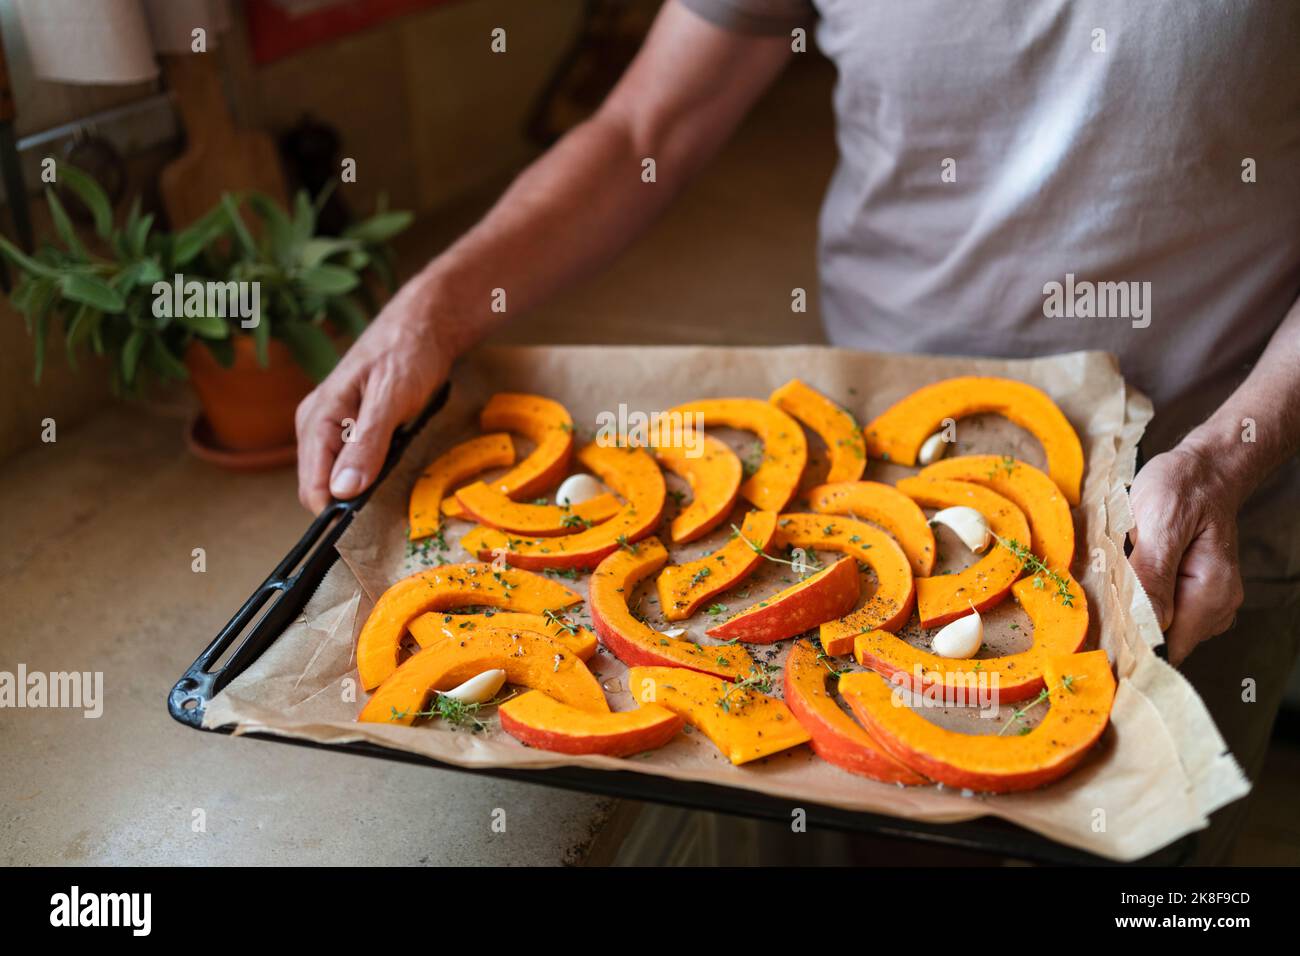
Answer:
1127 443 1246 666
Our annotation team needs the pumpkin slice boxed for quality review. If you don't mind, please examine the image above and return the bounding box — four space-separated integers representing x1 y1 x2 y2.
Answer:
588 537 752 681
783 640 925 784
355 564 582 690
409 433 514 540
862 376 1084 505
807 480 936 576
499 690 683 756
359 626 608 725
442 393 574 518
773 514 915 656
917 455 1075 572
461 442 666 571
839 650 1115 792
628 665 810 765
453 481 621 536
707 557 860 644
665 398 807 511
656 509 778 622
770 379 865 483
409 610 599 662
895 477 1031 628
653 434 742 543
854 570 1088 704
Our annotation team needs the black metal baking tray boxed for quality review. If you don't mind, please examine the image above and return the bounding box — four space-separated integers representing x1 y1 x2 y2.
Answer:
167 384 1193 866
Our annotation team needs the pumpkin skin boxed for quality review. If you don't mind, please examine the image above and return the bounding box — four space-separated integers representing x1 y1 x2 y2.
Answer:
627 666 811 765
917 455 1075 572
783 640 926 784
588 537 753 681
409 433 514 540
706 557 860 644
652 433 742 543
773 513 915 656
453 481 621 536
806 480 936 576
359 626 608 725
409 610 598 662
839 650 1116 793
853 570 1088 704
664 398 807 512
862 376 1084 506
895 477 1031 629
769 378 866 483
656 510 779 622
355 564 582 690
442 393 574 519
461 442 666 571
499 691 683 757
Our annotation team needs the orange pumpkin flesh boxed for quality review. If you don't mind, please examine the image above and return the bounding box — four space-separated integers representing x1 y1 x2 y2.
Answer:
918 455 1075 572
853 570 1088 704
359 626 608 725
665 398 807 511
628 665 810 765
588 537 753 681
656 509 778 622
769 378 866 483
409 433 514 540
461 443 666 571
862 376 1084 505
653 434 742 543
454 481 621 536
783 640 925 784
442 393 574 518
706 557 860 644
839 650 1115 793
895 477 1031 628
499 690 683 757
409 611 598 662
807 480 936 576
773 513 915 656
355 564 582 690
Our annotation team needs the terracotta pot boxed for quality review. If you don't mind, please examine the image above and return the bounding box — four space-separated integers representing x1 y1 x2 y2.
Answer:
184 336 314 452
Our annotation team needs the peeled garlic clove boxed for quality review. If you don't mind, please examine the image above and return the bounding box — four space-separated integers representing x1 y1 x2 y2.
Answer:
931 610 983 659
556 473 607 506
931 506 991 553
440 668 507 704
660 627 687 639
917 431 949 465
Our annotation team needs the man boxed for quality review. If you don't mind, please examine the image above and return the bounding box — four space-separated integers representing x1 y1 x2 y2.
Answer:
296 1 1300 860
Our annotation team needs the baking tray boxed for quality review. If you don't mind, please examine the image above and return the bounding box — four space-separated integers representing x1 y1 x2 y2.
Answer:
167 383 1193 866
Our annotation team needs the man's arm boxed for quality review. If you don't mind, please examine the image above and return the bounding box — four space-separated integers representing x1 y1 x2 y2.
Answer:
1129 298 1300 663
297 1 794 511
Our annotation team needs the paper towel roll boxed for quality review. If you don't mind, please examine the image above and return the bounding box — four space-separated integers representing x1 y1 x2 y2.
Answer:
13 0 158 85
145 0 230 55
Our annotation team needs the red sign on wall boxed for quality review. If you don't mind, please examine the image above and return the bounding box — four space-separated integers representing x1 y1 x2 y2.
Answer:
245 0 455 65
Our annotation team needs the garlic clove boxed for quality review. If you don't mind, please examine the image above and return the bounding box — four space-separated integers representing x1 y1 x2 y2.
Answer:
440 668 507 704
931 609 983 659
555 473 608 506
917 431 949 465
930 506 991 553
660 627 687 638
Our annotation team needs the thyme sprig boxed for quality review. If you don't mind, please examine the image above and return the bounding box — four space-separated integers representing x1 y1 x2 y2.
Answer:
717 662 777 713
730 523 824 574
991 533 1075 607
997 673 1083 736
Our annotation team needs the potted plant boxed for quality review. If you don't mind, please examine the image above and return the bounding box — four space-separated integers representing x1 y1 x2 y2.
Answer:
1 165 411 459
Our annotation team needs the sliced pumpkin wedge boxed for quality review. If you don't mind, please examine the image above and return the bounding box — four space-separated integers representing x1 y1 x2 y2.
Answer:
499 690 683 757
409 610 598 662
895 476 1031 628
409 433 514 540
839 650 1115 793
665 398 807 511
807 480 936 576
461 442 666 571
773 513 915 656
588 537 752 681
770 378 866 483
628 665 810 765
656 509 778 622
355 563 582 690
652 433 742 543
862 376 1084 505
442 393 574 518
707 556 860 644
454 481 621 536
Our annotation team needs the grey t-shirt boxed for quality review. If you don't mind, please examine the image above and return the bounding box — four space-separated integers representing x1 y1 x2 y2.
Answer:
680 0 1300 605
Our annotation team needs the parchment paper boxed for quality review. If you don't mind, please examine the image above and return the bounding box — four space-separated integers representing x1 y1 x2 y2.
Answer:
204 346 1249 861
